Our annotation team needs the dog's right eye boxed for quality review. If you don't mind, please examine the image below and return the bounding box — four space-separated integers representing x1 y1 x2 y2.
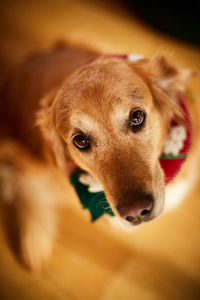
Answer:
129 109 146 130
73 133 90 150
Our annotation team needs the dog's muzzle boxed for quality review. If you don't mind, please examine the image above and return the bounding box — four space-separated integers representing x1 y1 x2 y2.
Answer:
116 193 154 225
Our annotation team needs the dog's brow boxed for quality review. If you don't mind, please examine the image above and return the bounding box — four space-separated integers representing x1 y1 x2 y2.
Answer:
70 114 100 133
129 88 144 100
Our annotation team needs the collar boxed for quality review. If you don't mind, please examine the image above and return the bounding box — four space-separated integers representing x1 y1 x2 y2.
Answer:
160 98 192 184
70 54 193 221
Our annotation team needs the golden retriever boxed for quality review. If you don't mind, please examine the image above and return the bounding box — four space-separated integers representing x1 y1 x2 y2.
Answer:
0 45 199 270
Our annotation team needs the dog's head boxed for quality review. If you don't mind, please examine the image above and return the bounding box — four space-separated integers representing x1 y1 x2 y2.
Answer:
38 55 192 225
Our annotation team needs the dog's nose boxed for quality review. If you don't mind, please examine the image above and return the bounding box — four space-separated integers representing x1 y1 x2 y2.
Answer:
117 193 153 224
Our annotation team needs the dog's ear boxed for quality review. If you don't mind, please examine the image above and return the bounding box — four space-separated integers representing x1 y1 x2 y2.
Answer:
131 55 194 126
36 90 67 172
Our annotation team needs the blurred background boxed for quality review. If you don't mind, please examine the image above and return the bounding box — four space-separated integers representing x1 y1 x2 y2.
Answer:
0 0 200 299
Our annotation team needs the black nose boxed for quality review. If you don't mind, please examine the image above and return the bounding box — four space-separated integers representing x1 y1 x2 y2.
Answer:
117 193 154 224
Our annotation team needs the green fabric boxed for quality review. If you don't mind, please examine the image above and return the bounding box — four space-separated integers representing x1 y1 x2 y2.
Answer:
159 153 186 160
70 170 114 222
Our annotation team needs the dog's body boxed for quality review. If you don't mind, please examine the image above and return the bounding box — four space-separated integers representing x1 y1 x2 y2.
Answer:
0 45 199 270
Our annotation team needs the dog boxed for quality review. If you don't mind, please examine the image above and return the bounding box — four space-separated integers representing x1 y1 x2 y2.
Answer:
0 44 199 270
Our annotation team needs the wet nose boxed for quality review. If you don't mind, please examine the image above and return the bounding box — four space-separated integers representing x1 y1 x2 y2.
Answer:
117 193 154 224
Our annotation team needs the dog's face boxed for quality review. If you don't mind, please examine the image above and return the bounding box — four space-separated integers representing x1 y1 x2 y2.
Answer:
39 56 191 225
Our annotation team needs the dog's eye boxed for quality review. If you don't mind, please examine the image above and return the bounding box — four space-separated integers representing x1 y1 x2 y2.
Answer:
73 133 90 150
129 110 146 128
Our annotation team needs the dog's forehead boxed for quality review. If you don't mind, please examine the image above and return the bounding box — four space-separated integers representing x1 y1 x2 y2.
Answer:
57 59 153 135
78 59 147 90
62 59 151 107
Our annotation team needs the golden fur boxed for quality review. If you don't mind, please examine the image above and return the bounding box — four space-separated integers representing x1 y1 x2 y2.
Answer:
0 45 198 270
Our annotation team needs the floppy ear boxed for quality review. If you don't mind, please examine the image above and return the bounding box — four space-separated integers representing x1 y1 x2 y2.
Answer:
131 55 193 126
36 90 68 172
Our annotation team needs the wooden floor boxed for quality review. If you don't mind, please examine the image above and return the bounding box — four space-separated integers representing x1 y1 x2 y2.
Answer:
0 1 200 299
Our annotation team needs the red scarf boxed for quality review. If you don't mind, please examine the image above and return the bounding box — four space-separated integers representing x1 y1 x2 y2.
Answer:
159 98 192 184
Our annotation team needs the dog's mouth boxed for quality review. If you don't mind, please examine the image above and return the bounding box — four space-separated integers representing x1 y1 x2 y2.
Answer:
124 211 156 225
125 216 143 225
113 204 159 227
70 169 165 223
125 211 153 225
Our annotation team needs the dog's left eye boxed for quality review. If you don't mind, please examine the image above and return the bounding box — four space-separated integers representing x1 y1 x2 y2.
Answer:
73 133 90 150
129 110 146 128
